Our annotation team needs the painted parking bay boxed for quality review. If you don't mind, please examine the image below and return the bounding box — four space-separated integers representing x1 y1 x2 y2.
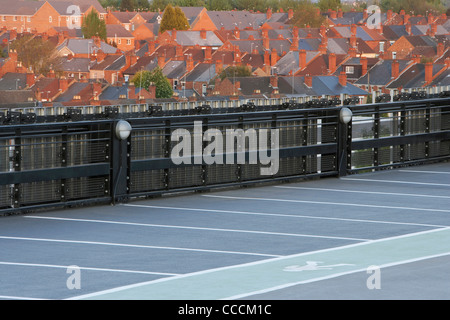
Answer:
74 227 450 300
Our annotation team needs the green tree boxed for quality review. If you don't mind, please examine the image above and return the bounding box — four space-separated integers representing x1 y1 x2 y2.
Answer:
136 0 150 10
173 6 190 30
120 0 136 11
379 0 445 15
81 10 107 42
11 35 62 75
132 68 173 99
159 4 190 34
290 0 326 28
219 65 252 80
317 0 341 11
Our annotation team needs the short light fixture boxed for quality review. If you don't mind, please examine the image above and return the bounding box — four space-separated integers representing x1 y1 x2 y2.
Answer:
339 107 353 124
115 120 132 140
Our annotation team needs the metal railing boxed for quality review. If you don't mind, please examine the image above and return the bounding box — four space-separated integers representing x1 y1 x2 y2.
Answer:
1 96 449 215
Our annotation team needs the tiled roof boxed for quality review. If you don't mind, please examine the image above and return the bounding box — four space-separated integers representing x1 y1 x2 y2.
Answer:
355 59 410 86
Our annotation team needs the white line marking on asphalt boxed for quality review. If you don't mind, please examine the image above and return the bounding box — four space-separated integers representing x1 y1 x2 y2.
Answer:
122 204 449 228
399 170 450 175
0 295 48 300
340 177 450 187
24 216 368 242
68 227 450 300
201 194 450 213
274 185 450 199
0 261 179 276
223 251 450 300
0 235 279 258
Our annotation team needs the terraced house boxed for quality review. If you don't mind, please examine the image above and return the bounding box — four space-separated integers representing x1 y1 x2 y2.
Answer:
0 0 106 33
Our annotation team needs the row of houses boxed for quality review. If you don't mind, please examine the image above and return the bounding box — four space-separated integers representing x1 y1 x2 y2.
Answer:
0 1 449 107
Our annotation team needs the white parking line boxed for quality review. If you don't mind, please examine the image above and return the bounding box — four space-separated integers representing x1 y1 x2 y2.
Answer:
274 185 450 199
0 235 279 258
123 204 448 228
202 194 450 213
340 177 450 187
399 170 450 175
24 216 368 242
0 261 179 276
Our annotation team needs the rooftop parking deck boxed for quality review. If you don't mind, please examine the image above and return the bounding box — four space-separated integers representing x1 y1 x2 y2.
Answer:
0 161 449 300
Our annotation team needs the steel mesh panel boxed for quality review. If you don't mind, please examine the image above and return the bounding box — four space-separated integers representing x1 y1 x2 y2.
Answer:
321 154 336 172
207 163 238 184
131 129 165 160
352 149 374 168
241 163 262 180
442 110 450 130
65 176 108 200
305 155 318 173
321 123 337 144
440 141 450 156
378 146 393 165
307 120 318 145
405 142 426 161
21 137 62 171
352 117 374 139
275 156 302 177
0 139 9 172
405 110 427 134
278 120 303 148
0 185 11 208
20 180 61 205
130 169 165 193
66 134 107 166
168 166 202 189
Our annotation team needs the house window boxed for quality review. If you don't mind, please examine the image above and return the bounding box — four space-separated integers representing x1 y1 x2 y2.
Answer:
345 66 354 74
73 95 81 100
49 16 52 23
392 52 397 59
13 16 17 21
127 39 131 45
118 39 121 44
27 16 31 22
119 94 126 99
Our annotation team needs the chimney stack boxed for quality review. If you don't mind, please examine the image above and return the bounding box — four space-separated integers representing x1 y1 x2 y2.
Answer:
425 61 433 84
387 10 392 21
338 71 347 87
267 8 272 20
216 59 223 74
26 71 35 87
186 54 194 72
391 59 399 79
234 27 240 40
328 53 336 74
205 46 212 63
271 48 278 66
270 74 278 89
288 8 294 20
175 45 183 60
299 49 306 70
59 77 69 92
361 56 368 75
304 74 312 87
200 29 207 40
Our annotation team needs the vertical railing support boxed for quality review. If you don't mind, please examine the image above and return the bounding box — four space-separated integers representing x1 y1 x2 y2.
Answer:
337 107 353 177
